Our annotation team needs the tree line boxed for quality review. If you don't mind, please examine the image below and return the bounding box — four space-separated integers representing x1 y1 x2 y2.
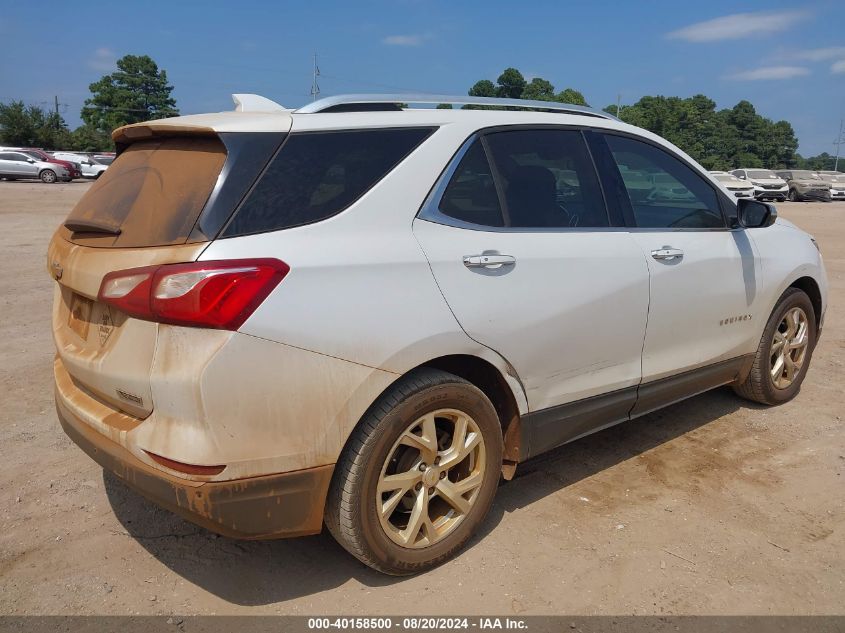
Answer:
0 61 838 170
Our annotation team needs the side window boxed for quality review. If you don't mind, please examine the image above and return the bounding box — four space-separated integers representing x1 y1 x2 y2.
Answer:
438 140 504 227
605 134 725 229
485 129 608 228
224 127 434 236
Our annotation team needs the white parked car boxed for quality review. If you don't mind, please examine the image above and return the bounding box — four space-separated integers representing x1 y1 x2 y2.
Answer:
816 171 845 200
52 152 108 179
49 94 828 575
730 168 789 201
709 171 756 198
0 150 70 182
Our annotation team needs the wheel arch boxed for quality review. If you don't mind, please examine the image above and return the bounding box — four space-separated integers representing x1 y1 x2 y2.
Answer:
337 353 527 482
788 275 823 327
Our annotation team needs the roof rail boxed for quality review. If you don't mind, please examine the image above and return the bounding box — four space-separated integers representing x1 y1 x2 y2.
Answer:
295 93 619 120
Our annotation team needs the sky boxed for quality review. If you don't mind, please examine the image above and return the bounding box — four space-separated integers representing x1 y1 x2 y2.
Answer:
1 0 843 156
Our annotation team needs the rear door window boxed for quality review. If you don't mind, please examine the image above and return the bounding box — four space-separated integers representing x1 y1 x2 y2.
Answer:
485 129 608 228
64 136 227 248
223 127 434 236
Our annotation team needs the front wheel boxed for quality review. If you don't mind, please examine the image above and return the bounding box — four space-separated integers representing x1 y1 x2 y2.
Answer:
788 189 799 202
734 288 816 405
325 368 503 575
40 169 57 183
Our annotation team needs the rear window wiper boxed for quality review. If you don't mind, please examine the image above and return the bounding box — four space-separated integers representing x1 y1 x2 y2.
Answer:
64 219 122 235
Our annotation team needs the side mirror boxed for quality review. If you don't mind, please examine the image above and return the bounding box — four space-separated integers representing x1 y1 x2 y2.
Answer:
26 158 36 163
737 198 777 228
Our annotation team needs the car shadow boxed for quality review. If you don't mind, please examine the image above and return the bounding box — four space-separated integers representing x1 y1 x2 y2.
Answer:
104 386 760 605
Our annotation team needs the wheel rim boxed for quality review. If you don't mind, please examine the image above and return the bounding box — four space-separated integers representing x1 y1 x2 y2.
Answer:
42 171 55 183
377 408 486 549
770 307 809 389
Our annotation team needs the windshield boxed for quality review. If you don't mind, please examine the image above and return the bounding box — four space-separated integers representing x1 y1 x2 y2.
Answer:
791 170 821 180
747 170 778 179
818 173 843 183
95 156 114 165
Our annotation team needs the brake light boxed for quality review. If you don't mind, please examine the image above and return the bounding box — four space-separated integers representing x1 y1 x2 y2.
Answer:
98 258 289 330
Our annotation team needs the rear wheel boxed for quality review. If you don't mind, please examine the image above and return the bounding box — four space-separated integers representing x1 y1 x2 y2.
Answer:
788 188 799 202
734 288 816 405
40 169 57 184
325 368 503 575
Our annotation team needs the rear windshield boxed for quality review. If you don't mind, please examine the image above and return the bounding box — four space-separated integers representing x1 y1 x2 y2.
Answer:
222 127 434 237
64 137 226 248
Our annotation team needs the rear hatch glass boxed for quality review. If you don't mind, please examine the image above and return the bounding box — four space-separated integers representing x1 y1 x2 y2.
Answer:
63 136 226 248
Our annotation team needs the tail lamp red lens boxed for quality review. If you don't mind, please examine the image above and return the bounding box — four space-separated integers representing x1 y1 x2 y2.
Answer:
98 258 289 330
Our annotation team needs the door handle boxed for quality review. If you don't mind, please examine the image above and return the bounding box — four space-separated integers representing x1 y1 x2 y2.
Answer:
651 247 684 261
463 254 516 269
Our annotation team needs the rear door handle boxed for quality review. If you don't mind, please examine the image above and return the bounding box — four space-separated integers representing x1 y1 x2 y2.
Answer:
651 247 684 261
463 254 516 269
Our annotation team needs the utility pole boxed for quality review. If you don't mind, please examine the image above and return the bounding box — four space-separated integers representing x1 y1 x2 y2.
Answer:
616 93 622 118
834 119 843 172
310 52 320 101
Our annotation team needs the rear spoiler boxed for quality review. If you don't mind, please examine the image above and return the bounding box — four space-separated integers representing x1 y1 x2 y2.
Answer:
112 123 217 153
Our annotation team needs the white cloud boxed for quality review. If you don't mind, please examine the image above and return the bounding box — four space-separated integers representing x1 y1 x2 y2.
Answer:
667 11 810 43
832 59 845 74
88 47 116 71
788 46 845 61
725 66 810 81
382 34 425 46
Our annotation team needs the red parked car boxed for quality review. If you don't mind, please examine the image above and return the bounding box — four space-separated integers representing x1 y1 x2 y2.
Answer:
18 148 81 180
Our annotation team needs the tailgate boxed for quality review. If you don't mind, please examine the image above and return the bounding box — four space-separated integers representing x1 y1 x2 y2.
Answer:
49 234 206 418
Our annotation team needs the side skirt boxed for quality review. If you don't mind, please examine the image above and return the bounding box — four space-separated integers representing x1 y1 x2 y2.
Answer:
519 355 753 461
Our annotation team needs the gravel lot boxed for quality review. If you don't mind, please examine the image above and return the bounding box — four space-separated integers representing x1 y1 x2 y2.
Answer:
0 181 842 615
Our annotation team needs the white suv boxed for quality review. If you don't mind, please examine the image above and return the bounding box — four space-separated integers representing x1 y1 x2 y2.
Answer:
49 94 828 575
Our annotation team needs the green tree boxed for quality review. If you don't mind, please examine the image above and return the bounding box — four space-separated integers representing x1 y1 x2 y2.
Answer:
0 101 36 145
82 54 178 134
0 100 72 149
70 124 113 152
555 88 587 106
468 79 496 98
495 68 526 99
521 78 555 101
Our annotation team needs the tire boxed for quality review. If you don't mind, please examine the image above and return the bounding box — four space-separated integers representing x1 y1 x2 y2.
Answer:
40 169 57 184
325 368 503 575
734 288 816 405
788 189 799 202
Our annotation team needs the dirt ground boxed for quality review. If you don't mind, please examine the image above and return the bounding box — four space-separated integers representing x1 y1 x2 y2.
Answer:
0 180 842 616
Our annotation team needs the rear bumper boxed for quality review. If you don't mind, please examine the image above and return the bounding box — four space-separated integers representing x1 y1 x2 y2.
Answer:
56 395 334 540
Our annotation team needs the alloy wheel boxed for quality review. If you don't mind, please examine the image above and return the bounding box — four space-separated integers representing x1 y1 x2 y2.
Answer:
377 408 486 548
770 307 809 389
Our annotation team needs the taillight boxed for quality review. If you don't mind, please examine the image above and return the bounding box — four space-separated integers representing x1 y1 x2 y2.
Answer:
98 259 289 330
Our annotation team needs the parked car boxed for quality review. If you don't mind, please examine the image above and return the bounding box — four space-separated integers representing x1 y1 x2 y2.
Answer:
49 93 828 575
774 170 832 202
710 171 756 199
0 147 82 181
730 168 789 201
815 171 845 200
52 152 108 179
0 150 70 183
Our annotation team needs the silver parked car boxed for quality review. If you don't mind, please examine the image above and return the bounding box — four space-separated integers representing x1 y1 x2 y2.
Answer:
0 150 70 183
